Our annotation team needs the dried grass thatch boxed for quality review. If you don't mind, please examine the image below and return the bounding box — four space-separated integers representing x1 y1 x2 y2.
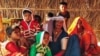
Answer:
0 0 100 41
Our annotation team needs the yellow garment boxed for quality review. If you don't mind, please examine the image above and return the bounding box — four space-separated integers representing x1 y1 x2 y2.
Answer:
0 15 5 42
0 40 10 56
67 17 80 34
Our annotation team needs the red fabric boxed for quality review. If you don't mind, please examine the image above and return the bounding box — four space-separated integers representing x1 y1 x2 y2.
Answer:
81 31 98 54
6 42 26 56
55 51 65 56
20 20 40 38
20 20 40 31
69 17 99 56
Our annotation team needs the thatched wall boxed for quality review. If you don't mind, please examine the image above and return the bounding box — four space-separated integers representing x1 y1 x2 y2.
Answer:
0 0 100 41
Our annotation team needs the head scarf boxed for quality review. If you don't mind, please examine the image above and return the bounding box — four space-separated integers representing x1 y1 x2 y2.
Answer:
68 17 94 35
68 17 99 54
53 16 67 31
22 8 34 21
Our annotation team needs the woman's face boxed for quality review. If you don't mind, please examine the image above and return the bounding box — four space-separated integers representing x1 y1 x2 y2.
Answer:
77 20 84 32
55 20 63 29
11 28 21 40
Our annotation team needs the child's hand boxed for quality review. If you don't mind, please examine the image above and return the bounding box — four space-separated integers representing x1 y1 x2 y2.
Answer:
30 29 35 32
30 29 35 34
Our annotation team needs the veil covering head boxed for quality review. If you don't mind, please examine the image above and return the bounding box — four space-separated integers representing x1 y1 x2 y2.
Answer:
68 17 99 54
45 16 67 36
68 17 94 35
22 8 34 21
53 16 67 31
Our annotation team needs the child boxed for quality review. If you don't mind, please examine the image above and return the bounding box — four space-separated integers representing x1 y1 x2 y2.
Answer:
57 2 70 30
29 31 52 56
20 8 40 47
6 25 27 56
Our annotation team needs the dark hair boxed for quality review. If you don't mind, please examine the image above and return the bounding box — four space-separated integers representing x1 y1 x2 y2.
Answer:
47 12 54 17
6 26 20 37
59 2 68 6
23 10 32 14
53 20 64 30
44 31 49 35
34 15 42 23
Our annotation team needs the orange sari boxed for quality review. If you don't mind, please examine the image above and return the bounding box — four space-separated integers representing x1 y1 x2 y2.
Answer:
67 17 99 56
0 15 5 42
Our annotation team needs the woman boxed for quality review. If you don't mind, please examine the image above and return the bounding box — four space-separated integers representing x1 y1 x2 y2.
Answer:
49 16 80 56
49 16 68 56
6 25 27 56
68 17 99 56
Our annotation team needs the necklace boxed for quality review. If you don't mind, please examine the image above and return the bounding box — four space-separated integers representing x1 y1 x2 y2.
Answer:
53 30 62 42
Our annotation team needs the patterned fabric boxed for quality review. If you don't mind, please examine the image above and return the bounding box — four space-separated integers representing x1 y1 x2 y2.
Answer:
20 20 40 38
29 31 52 56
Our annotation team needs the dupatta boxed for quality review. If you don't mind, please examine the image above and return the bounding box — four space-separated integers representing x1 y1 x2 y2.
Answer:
67 17 99 55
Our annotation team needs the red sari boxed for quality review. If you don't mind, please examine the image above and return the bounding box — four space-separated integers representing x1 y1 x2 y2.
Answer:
6 41 26 56
67 17 99 56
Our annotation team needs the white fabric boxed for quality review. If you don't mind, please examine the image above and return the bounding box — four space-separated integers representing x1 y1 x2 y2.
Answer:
40 31 45 44
43 24 48 32
22 8 34 21
36 53 44 56
61 37 69 50
53 16 67 31
0 40 10 56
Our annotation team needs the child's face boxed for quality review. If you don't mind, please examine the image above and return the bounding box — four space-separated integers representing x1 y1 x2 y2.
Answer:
59 5 67 12
42 33 50 45
11 28 21 40
24 13 32 22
